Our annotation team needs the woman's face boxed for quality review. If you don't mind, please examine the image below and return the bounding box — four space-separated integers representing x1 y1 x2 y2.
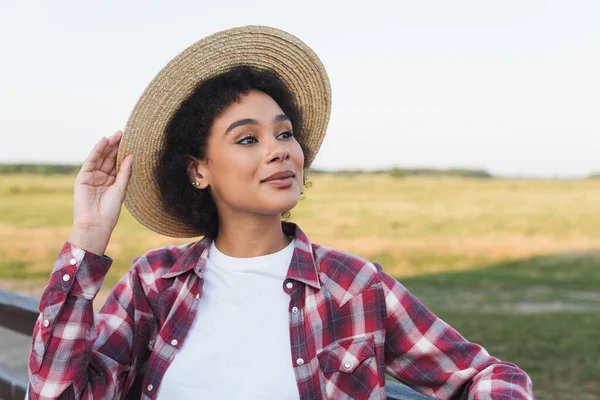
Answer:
190 89 304 218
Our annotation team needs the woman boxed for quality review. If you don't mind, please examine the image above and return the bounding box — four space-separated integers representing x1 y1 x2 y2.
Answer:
28 26 534 399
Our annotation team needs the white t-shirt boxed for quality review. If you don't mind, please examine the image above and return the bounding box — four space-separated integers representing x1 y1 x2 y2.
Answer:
156 238 300 399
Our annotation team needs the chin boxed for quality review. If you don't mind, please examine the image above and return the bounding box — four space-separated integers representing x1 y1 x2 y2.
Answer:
276 200 300 213
265 196 300 214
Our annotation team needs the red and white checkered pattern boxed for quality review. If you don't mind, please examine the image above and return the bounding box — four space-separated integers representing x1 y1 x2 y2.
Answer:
28 222 534 399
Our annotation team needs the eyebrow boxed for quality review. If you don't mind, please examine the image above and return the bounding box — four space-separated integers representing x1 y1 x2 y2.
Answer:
224 114 291 136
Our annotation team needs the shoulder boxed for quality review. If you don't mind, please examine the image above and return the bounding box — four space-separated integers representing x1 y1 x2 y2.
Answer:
130 242 198 282
310 243 414 316
133 242 195 266
311 242 384 294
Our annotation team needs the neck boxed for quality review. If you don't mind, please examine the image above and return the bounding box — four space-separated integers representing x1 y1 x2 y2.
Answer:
214 213 291 258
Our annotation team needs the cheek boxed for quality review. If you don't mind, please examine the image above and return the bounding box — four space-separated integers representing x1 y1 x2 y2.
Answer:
291 142 305 169
212 152 257 188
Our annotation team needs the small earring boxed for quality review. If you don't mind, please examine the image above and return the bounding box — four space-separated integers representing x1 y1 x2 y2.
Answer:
192 182 199 186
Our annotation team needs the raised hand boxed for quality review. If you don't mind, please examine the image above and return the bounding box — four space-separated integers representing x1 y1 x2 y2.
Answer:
67 130 133 255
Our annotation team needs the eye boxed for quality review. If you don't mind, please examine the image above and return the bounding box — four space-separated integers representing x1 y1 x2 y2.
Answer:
236 131 293 145
277 131 294 139
236 136 258 145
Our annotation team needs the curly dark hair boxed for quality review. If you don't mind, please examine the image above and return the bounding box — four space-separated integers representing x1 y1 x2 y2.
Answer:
157 65 312 238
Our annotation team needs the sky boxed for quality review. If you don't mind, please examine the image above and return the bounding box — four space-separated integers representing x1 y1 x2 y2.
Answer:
0 0 598 178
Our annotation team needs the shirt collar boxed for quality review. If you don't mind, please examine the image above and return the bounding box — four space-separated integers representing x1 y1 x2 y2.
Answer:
160 235 212 280
282 221 321 289
161 222 321 290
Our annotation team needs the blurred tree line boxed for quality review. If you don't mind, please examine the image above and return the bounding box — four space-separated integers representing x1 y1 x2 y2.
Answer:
1 164 599 179
0 164 82 174
310 167 494 179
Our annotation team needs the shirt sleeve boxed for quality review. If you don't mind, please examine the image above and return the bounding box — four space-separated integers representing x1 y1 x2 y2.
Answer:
378 269 535 400
28 242 139 399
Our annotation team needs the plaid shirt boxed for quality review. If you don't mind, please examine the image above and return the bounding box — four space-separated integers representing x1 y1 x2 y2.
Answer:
29 222 534 399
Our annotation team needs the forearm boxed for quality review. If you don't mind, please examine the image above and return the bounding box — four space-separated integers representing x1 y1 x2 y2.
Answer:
467 363 534 400
379 269 534 399
28 242 118 399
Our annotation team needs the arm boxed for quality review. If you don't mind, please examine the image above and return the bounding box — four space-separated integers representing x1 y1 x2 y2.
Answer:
28 130 136 398
28 242 138 399
378 270 534 399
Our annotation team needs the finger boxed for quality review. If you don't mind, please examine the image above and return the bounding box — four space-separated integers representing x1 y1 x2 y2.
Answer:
82 131 122 174
104 174 116 186
100 130 124 166
80 137 109 173
114 153 134 196
104 131 122 153
107 130 122 144
100 143 119 174
101 131 123 159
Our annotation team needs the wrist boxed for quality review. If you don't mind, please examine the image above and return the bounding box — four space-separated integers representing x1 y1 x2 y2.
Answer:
68 228 111 256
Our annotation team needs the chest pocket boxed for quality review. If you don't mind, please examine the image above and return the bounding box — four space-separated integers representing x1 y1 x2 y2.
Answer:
317 334 375 374
317 334 381 399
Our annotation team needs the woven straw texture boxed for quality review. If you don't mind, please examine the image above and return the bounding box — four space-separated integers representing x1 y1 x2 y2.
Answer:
116 25 331 238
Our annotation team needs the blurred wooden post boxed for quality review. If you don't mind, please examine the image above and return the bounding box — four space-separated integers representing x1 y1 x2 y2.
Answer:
0 288 39 336
0 288 38 400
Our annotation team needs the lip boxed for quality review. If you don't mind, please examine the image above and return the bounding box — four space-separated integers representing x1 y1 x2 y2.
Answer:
261 170 295 182
263 177 294 188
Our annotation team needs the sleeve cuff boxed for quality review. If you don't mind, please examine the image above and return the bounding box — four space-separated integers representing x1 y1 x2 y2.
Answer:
48 242 113 299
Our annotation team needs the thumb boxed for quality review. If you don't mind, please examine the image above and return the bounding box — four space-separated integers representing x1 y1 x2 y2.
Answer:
114 154 134 198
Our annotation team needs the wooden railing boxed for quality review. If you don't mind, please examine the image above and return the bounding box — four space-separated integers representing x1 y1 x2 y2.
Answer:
0 288 38 400
0 287 430 400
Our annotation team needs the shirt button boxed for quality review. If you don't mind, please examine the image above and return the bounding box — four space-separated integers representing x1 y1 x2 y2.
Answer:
344 361 352 369
195 293 200 300
62 274 70 282
296 358 304 366
285 282 293 289
69 258 77 265
171 339 178 346
43 319 50 327
147 384 153 391
291 307 299 313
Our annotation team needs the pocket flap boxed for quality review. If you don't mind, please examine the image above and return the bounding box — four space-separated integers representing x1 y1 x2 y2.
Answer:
317 335 375 374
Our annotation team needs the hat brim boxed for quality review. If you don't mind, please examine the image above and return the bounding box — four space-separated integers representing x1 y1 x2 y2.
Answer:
116 25 331 238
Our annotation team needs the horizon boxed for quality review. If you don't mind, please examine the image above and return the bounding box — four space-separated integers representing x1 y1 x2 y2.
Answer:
1 161 597 180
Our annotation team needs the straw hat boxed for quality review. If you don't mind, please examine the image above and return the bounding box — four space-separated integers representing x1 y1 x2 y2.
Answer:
116 25 331 238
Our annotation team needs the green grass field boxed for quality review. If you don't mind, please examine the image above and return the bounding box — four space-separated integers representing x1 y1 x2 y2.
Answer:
1 172 599 398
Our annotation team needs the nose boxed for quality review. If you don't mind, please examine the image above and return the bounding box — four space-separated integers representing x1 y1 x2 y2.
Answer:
265 140 291 163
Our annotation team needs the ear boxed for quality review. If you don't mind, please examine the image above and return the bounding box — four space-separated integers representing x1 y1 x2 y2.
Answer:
187 156 210 189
